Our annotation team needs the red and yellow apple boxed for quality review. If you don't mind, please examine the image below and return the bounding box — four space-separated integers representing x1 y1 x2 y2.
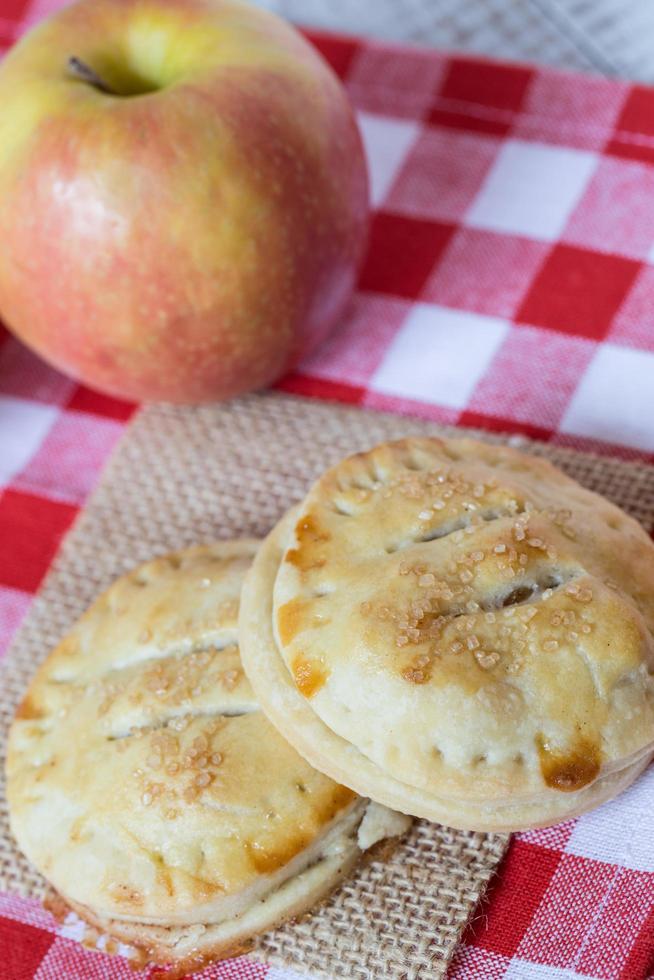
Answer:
0 0 368 402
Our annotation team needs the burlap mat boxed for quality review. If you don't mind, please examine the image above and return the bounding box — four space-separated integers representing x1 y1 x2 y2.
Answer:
3 393 654 978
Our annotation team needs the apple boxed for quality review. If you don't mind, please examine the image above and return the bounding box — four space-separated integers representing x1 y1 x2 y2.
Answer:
0 0 368 402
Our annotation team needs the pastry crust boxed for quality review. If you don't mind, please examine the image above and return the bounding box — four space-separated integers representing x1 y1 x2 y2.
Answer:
7 541 408 967
239 438 654 831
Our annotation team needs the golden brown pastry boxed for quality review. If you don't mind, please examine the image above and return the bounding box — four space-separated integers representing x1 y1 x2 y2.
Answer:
239 438 654 832
6 541 409 972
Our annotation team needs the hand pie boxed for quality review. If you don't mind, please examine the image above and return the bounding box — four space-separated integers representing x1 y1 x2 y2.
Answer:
6 541 409 971
239 438 654 832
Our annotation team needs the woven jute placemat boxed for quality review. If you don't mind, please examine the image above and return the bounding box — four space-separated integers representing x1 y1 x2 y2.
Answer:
3 393 654 978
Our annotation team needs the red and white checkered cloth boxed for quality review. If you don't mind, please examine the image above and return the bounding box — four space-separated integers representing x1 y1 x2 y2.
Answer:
2 1 654 977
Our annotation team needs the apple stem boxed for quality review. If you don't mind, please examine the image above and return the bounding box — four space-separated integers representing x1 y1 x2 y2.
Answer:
68 56 115 95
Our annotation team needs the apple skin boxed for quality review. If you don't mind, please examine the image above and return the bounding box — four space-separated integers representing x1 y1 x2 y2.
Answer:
0 0 368 402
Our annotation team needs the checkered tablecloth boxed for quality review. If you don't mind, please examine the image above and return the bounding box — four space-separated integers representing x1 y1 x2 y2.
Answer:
3 1 654 978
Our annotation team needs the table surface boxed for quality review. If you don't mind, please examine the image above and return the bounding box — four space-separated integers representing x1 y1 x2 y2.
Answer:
258 0 654 82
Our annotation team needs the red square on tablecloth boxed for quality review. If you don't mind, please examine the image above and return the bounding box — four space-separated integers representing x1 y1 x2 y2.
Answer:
66 385 136 422
0 0 30 25
277 374 365 404
607 85 654 165
620 902 654 980
0 490 77 593
460 840 562 957
457 408 553 442
0 916 53 978
307 35 359 79
430 59 533 135
516 244 641 339
358 212 455 298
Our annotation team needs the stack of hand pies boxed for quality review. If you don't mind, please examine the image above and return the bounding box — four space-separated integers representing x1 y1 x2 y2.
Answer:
8 437 654 973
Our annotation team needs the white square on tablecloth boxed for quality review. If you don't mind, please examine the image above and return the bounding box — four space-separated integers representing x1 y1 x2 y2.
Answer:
356 111 419 208
565 766 654 872
0 395 57 485
465 139 598 241
504 960 584 979
267 968 315 980
560 343 654 451
369 302 508 408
